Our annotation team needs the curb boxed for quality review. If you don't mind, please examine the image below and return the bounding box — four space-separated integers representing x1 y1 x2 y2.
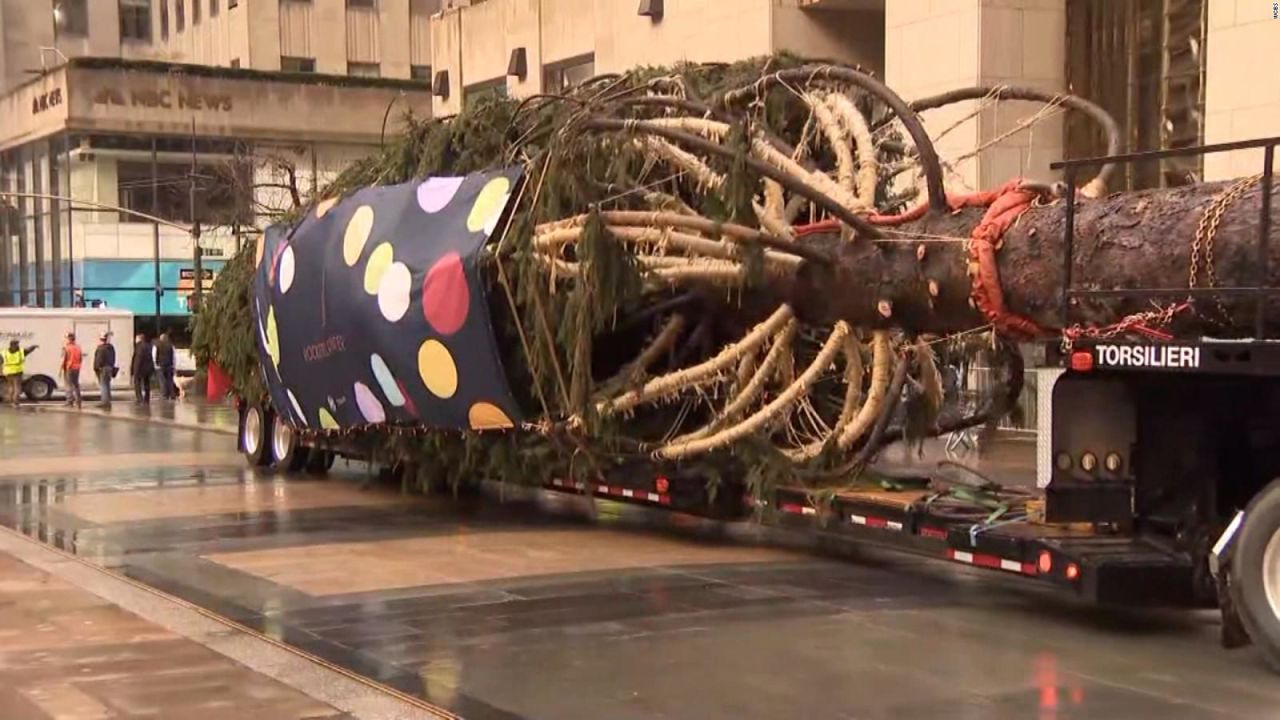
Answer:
33 403 238 436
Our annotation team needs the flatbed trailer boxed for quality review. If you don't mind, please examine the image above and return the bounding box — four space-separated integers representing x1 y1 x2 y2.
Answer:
238 136 1280 670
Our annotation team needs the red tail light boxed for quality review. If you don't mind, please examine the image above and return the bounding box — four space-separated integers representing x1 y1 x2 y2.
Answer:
1070 351 1094 372
655 476 670 494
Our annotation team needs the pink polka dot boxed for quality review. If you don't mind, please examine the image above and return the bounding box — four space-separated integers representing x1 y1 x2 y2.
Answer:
354 382 386 424
423 252 469 335
416 177 465 213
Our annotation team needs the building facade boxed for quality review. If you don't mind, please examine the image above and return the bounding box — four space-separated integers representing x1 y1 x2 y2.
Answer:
0 58 430 323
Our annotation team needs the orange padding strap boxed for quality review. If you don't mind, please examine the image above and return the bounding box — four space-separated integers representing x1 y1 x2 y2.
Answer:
792 180 1047 338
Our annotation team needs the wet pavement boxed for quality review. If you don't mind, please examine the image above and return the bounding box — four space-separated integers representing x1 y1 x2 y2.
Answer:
1 409 1278 719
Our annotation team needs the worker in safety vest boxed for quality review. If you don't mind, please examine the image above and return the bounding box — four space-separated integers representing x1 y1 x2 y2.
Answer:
3 338 37 408
61 332 84 409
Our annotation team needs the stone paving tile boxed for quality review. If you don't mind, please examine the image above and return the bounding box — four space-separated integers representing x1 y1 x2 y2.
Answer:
0 551 344 720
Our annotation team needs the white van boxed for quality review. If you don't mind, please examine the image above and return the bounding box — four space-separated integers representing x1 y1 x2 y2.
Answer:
0 308 135 401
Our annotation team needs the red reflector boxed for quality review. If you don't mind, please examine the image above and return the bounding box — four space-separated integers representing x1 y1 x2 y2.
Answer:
1038 551 1053 574
655 476 670 494
1069 351 1094 372
1065 563 1080 581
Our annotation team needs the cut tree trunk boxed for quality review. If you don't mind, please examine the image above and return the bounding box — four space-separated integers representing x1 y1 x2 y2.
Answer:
789 179 1280 337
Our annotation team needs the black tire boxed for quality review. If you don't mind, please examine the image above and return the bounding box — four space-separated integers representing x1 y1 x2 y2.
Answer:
305 448 335 475
269 419 310 472
240 404 274 467
1230 477 1280 672
23 376 55 402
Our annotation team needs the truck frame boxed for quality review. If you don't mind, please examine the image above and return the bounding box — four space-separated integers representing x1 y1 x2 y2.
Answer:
236 136 1280 671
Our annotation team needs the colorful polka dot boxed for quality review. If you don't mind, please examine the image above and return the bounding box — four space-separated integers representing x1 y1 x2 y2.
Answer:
416 176 465 213
315 197 339 218
396 380 419 417
423 252 469 335
363 242 394 295
468 402 514 430
265 306 280 367
377 261 412 322
354 382 386 424
279 245 296 294
418 339 458 398
343 205 374 266
287 389 306 426
318 407 338 429
466 177 512 233
370 354 405 407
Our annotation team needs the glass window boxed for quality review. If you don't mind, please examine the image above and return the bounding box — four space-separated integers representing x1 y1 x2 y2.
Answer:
348 62 380 78
176 0 184 31
120 0 153 42
193 0 200 23
56 0 89 36
210 0 218 16
410 65 432 81
347 0 376 6
281 56 316 73
160 0 169 39
544 55 595 94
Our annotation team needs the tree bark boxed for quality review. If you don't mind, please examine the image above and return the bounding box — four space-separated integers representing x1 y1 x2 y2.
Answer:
789 180 1280 337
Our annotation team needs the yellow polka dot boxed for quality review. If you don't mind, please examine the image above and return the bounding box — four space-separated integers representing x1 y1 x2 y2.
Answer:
266 306 280 367
468 402 513 430
315 197 339 218
343 205 374 266
417 339 458 398
466 177 512 233
318 407 338 429
254 234 265 268
363 243 394 295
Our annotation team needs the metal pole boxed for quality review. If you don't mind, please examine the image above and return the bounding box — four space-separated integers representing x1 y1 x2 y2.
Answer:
152 137 161 331
1257 144 1275 339
191 118 203 311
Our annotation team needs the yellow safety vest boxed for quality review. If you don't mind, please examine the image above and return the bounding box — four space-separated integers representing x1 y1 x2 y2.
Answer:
2 349 23 376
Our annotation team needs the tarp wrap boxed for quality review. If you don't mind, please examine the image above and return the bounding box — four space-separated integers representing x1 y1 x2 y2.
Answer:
251 168 524 432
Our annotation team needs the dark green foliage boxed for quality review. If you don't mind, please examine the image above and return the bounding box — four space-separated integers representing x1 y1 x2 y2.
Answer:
190 243 263 402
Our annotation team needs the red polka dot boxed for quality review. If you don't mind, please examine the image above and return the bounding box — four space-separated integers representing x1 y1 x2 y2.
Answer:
397 379 419 417
423 251 469 335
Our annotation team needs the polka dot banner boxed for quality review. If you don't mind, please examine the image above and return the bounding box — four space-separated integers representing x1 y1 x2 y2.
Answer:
376 261 412 322
416 176 465 213
468 402 514 430
370 354 405 407
417 339 458 398
343 205 374 266
364 242 394 295
466 177 512 233
422 252 469 335
353 382 386 423
279 245 296 294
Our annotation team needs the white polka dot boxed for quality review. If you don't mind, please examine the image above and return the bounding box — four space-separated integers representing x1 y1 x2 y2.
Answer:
370 354 406 407
377 261 411 322
279 245 296 294
287 389 306 426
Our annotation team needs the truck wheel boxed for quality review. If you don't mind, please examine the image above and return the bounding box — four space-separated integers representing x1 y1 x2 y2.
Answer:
270 420 310 472
240 404 273 467
1230 477 1280 671
305 449 335 475
23 376 55 402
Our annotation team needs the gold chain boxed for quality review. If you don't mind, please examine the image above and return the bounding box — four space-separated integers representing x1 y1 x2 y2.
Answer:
1190 174 1262 320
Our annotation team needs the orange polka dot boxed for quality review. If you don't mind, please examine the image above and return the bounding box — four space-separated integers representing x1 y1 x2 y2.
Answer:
315 197 339 218
417 339 458 398
468 402 513 430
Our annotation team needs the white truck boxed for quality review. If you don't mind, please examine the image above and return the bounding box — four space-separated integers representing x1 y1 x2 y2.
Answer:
0 308 134 401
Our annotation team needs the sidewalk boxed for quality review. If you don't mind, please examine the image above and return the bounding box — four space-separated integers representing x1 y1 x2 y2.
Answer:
35 398 238 436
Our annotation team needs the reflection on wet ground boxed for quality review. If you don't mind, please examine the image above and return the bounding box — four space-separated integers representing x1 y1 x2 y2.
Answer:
1 410 1278 719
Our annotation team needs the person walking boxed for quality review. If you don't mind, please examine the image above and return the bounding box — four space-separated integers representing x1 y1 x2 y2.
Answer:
131 333 155 405
154 331 176 401
93 333 117 408
60 332 84 409
3 338 36 408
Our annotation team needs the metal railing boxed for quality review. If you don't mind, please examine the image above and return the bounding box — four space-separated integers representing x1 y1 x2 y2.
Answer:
1051 135 1279 338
